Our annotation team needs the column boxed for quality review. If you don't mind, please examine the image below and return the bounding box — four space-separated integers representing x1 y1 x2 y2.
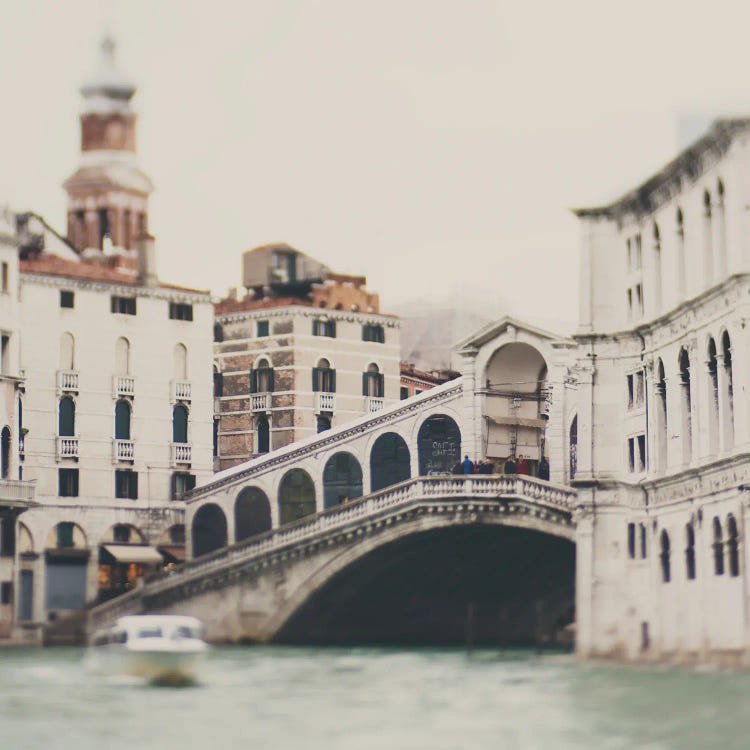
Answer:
575 358 595 480
456 347 481 459
574 504 595 657
716 352 732 454
85 210 99 251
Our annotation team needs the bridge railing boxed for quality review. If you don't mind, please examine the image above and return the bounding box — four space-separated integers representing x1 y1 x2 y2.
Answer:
146 475 575 595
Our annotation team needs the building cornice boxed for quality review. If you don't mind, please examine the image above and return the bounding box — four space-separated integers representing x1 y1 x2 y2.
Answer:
20 272 212 304
216 305 400 328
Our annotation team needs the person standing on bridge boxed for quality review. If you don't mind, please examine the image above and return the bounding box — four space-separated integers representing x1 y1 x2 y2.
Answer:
461 455 474 474
504 455 516 474
538 455 550 481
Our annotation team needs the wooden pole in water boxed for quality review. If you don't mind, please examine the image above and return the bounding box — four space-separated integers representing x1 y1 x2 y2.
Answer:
465 601 476 653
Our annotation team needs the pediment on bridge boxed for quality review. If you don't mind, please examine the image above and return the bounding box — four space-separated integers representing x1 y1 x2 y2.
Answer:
454 315 573 354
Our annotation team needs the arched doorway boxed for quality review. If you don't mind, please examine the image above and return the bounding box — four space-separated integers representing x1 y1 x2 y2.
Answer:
323 452 363 508
235 487 272 541
192 503 228 557
417 415 461 475
370 433 410 492
278 469 316 525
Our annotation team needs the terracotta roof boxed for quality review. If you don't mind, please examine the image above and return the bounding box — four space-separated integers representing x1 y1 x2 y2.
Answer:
215 295 312 315
20 254 208 294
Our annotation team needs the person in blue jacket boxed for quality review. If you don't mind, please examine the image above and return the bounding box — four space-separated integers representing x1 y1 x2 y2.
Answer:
461 455 474 474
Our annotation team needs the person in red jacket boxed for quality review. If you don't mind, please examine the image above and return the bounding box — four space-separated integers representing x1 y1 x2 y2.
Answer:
516 454 530 475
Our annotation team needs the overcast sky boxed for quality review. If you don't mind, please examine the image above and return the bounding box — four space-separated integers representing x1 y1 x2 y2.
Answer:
2 1 749 330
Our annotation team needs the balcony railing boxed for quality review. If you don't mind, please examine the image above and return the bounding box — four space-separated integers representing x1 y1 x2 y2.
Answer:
113 375 135 398
112 439 135 463
57 370 79 393
170 442 192 466
171 380 191 402
315 392 336 414
56 436 79 460
0 478 35 503
366 396 385 414
251 392 272 413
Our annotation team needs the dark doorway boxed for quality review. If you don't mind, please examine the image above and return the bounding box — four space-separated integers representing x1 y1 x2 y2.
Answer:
417 415 461 475
370 433 410 492
278 469 316 525
192 503 228 557
235 487 272 542
323 452 363 508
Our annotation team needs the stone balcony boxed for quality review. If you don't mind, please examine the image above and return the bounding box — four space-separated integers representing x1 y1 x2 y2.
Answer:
56 436 79 460
314 392 336 414
251 392 272 413
112 439 134 463
170 442 192 467
171 380 191 402
112 375 135 398
0 478 35 504
56 370 79 394
365 396 385 414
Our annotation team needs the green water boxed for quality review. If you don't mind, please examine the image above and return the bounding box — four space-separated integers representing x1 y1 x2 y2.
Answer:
1 646 749 749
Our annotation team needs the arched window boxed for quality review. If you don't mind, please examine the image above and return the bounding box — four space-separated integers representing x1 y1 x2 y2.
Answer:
312 358 336 393
703 189 713 285
707 338 719 455
713 517 724 576
1 426 10 479
60 332 75 370
214 323 224 343
363 363 384 397
676 207 686 298
323 452 363 508
678 348 692 464
59 397 75 437
727 514 740 577
234 487 272 542
717 179 727 276
213 366 223 397
115 337 130 375
192 503 228 557
370 432 410 492
114 400 131 440
569 415 578 480
685 523 696 580
251 358 274 393
172 404 188 444
278 469 316 525
660 530 671 583
653 222 662 312
721 331 734 449
417 415 461 475
173 343 188 380
655 360 667 472
256 415 269 454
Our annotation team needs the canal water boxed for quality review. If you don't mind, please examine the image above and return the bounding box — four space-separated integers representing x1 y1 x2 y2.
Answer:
1 646 750 749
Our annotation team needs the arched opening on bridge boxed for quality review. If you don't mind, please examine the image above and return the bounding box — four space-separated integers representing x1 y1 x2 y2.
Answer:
370 433 410 492
192 503 228 557
235 487 272 541
483 342 549 475
279 469 316 525
275 525 575 647
323 452 363 508
417 414 461 475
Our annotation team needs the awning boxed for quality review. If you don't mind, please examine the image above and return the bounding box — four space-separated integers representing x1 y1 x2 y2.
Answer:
487 416 547 429
158 545 186 562
102 544 164 565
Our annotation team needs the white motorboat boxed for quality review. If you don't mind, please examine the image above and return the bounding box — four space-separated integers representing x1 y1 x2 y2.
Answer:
87 615 208 685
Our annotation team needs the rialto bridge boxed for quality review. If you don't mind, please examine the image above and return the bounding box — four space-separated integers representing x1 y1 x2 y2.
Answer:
89 319 581 644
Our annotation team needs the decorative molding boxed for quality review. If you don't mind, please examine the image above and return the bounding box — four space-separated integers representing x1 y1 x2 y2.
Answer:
216 305 400 328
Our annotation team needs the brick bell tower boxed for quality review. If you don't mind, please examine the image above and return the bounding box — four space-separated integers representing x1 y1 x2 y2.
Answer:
63 37 153 255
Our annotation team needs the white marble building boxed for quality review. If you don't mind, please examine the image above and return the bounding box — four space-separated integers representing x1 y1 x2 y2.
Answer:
574 118 750 664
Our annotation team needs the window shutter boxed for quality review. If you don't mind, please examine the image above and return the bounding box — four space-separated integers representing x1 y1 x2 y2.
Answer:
170 472 178 501
132 472 138 500
111 296 117 313
330 369 336 393
268 368 275 393
362 325 368 342
312 367 321 392
362 372 368 396
377 373 385 398
250 369 257 394
329 321 337 338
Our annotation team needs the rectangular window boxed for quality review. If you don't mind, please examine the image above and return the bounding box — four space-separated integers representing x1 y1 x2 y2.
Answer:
634 371 644 407
626 288 633 320
1 334 9 375
115 470 138 500
171 472 196 501
111 296 137 315
0 517 15 557
168 302 194 321
626 238 632 272
640 523 647 558
627 374 634 409
637 434 646 472
256 320 269 338
60 290 75 308
628 437 635 473
635 283 643 316
313 319 336 338
214 372 223 397
0 582 11 605
634 234 642 269
362 324 385 343
400 386 409 400
1 262 8 293
59 468 79 497
57 521 75 548
627 522 636 559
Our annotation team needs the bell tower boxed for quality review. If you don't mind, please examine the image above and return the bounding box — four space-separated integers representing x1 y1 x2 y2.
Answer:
63 37 153 254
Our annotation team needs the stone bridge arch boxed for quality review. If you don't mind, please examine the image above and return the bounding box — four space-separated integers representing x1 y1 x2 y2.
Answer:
263 504 575 644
